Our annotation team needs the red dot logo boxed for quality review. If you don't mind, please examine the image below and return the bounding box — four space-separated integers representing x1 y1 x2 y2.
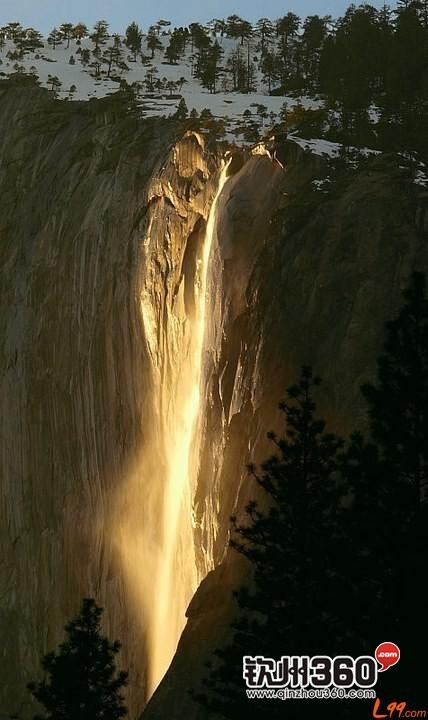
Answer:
375 642 400 672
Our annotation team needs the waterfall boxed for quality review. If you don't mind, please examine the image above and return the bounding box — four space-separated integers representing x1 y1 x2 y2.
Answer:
144 159 230 695
113 157 231 701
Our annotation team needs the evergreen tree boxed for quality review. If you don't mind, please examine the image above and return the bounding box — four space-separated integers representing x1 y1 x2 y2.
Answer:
301 15 329 90
362 272 428 515
225 47 247 91
226 15 253 45
340 273 428 703
255 17 274 54
174 97 188 120
28 598 128 720
102 36 124 78
276 13 300 87
195 367 347 718
47 27 63 50
165 30 186 64
189 23 210 53
165 35 180 64
4 22 24 40
80 48 91 66
47 74 62 93
165 80 177 95
195 40 224 93
146 28 163 58
16 28 44 54
144 65 159 92
59 23 74 49
208 18 227 36
260 51 278 93
91 20 109 51
276 12 300 40
177 75 187 92
125 21 143 61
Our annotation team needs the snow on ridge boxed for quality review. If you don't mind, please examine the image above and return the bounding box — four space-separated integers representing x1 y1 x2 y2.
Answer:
288 134 381 159
0 35 322 142
0 34 385 155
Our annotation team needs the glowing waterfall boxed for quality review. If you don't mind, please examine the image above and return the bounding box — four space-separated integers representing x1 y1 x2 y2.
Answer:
145 159 231 697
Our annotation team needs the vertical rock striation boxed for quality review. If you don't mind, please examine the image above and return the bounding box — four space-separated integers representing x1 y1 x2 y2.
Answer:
0 84 223 717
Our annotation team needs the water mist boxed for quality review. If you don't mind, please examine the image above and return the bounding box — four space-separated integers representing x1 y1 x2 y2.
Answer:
114 157 231 700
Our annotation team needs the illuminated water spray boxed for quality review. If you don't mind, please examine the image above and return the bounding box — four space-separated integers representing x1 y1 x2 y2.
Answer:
144 159 231 697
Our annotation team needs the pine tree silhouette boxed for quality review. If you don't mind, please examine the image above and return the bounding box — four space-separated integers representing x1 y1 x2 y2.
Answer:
362 271 428 511
195 277 428 716
346 272 428 705
194 367 347 719
27 598 128 720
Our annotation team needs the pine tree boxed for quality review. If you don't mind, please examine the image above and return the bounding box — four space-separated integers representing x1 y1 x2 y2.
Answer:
165 37 180 64
260 51 278 93
47 74 62 93
301 15 329 90
195 367 347 718
47 27 63 50
59 23 74 49
255 18 274 54
225 47 247 91
340 273 428 704
125 21 143 61
208 18 227 36
195 40 224 93
165 30 185 64
144 65 159 92
175 97 188 120
226 15 253 45
4 22 24 41
80 48 91 66
362 272 428 510
146 28 163 58
177 76 187 92
276 13 300 87
102 35 124 78
91 20 109 51
16 28 44 54
189 23 210 53
28 598 128 720
165 80 177 95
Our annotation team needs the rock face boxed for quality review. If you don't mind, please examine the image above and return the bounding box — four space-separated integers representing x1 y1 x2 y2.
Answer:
143 146 428 718
0 83 222 717
0 81 427 720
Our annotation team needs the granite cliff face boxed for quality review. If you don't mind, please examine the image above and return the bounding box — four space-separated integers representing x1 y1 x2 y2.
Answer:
0 82 427 719
0 83 224 716
143 146 428 718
